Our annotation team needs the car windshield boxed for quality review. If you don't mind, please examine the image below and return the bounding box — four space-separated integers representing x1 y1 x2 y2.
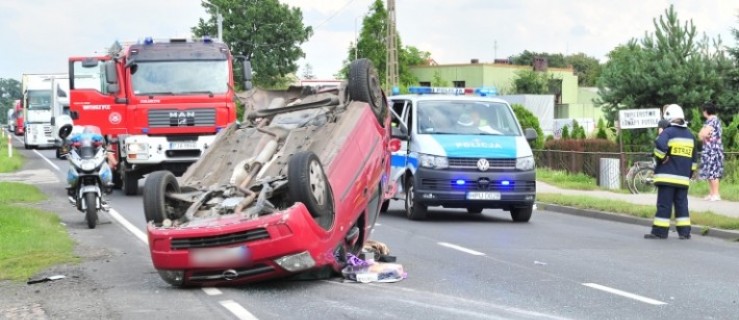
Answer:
416 100 521 136
27 90 52 110
131 60 229 96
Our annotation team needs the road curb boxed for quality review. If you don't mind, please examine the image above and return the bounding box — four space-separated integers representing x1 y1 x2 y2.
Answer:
537 202 739 241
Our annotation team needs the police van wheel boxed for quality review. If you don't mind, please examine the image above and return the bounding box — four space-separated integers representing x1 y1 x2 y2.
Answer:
348 58 386 124
405 179 427 220
510 206 533 222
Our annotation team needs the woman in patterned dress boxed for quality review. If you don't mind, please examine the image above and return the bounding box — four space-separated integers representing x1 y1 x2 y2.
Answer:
698 102 724 201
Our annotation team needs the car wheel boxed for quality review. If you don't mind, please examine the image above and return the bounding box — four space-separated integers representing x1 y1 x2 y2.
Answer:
112 170 123 190
404 178 427 220
348 58 385 124
510 206 533 222
123 170 139 196
467 207 483 214
143 171 180 224
380 200 390 213
287 151 335 230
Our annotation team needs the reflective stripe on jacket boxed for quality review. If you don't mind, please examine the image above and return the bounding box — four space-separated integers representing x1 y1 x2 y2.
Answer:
653 125 697 188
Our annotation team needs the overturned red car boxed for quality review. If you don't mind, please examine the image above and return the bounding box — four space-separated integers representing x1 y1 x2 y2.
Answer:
142 59 395 286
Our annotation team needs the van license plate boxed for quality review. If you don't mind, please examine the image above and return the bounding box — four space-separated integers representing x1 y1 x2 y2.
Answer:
170 141 197 150
467 192 501 200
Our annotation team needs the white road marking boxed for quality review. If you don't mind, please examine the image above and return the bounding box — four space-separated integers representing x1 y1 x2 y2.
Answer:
202 287 223 296
437 242 486 256
107 208 149 244
33 149 61 172
374 223 381 226
219 300 259 320
582 283 667 305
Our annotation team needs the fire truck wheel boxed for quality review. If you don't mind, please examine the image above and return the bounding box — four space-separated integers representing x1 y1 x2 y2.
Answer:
287 151 335 230
123 171 139 196
348 58 385 124
143 171 180 224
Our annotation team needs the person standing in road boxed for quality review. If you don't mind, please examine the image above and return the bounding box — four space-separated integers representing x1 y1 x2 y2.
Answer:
698 101 724 201
646 104 698 240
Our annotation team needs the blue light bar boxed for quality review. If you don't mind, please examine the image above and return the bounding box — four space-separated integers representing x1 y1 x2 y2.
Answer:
456 179 466 185
474 86 498 97
144 37 154 45
501 180 510 186
408 86 466 95
203 36 213 43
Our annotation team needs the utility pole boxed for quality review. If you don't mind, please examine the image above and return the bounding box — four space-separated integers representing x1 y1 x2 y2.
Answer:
386 0 399 94
204 1 223 41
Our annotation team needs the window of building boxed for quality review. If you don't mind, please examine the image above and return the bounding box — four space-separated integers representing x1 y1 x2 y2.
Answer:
453 81 465 88
419 81 431 87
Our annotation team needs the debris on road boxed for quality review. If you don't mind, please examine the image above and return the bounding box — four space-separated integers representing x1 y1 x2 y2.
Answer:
27 275 66 285
342 240 406 283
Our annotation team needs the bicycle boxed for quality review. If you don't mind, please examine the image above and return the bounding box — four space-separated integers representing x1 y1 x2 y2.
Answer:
626 158 697 194
626 159 657 194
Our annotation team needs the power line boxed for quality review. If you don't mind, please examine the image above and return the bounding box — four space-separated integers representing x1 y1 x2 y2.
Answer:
313 0 359 30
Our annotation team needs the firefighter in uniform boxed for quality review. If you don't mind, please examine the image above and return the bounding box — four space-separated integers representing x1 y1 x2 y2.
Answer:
645 104 698 239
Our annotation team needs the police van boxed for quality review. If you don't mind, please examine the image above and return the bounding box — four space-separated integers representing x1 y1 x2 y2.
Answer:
385 87 538 222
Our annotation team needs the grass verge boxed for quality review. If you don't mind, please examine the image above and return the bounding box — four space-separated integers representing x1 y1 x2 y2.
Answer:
687 179 739 202
0 179 77 281
537 193 739 230
537 168 629 193
0 139 24 173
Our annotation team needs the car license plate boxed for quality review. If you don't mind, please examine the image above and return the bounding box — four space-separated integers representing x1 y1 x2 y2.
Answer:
190 246 248 267
466 192 501 200
170 141 197 150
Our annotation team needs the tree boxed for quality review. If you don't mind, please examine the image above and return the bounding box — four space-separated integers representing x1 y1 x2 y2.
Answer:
0 78 22 123
192 0 313 88
340 0 431 90
302 63 316 80
431 70 447 87
510 50 567 68
596 118 608 140
597 5 725 124
513 69 550 94
511 104 544 149
565 53 602 87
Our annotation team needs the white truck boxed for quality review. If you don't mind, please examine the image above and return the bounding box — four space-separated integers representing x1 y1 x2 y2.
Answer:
22 73 65 149
50 76 72 158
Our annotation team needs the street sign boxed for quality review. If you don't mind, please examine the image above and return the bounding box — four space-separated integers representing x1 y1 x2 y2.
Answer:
618 108 661 129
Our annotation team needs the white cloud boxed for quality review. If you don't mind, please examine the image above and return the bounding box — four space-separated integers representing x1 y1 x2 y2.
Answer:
1 0 736 81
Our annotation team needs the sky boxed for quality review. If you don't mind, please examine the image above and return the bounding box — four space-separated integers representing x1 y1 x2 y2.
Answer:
0 0 737 81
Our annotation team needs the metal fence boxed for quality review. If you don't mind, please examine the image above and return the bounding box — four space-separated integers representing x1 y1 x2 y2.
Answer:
535 149 739 186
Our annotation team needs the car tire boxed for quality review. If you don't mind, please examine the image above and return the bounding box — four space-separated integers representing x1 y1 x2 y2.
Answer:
143 171 180 224
510 206 533 222
112 170 123 190
123 170 139 196
287 151 335 230
467 207 483 214
405 178 427 220
348 58 386 124
380 200 390 213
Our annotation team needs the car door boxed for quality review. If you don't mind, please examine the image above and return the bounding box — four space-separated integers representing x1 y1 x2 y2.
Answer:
389 99 410 198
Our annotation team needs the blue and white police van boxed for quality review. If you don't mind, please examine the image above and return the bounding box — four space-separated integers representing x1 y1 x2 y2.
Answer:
385 86 538 221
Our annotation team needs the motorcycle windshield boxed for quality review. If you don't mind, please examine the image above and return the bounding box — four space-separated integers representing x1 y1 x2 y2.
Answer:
78 140 97 159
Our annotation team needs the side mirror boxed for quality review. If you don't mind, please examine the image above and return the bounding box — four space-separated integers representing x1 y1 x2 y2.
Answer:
524 128 538 142
236 55 254 90
50 117 55 126
107 84 120 93
70 111 79 120
391 126 408 140
104 61 118 84
56 115 74 140
81 57 99 68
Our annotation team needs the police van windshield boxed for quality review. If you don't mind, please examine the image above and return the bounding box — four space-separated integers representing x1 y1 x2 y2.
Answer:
416 100 521 136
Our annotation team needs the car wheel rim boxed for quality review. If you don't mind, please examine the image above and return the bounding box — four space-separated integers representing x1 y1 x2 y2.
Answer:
406 185 414 214
309 160 326 205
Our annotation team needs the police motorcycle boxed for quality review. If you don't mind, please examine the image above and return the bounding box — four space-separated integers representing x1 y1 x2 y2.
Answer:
57 116 113 229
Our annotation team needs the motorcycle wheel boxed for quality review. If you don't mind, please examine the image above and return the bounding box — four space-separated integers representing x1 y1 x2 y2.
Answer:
84 192 98 229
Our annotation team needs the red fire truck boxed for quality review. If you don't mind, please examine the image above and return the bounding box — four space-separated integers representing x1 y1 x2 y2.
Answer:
68 37 250 195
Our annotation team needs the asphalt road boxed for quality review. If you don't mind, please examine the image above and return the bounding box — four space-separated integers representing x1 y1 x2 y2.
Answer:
8 139 739 320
